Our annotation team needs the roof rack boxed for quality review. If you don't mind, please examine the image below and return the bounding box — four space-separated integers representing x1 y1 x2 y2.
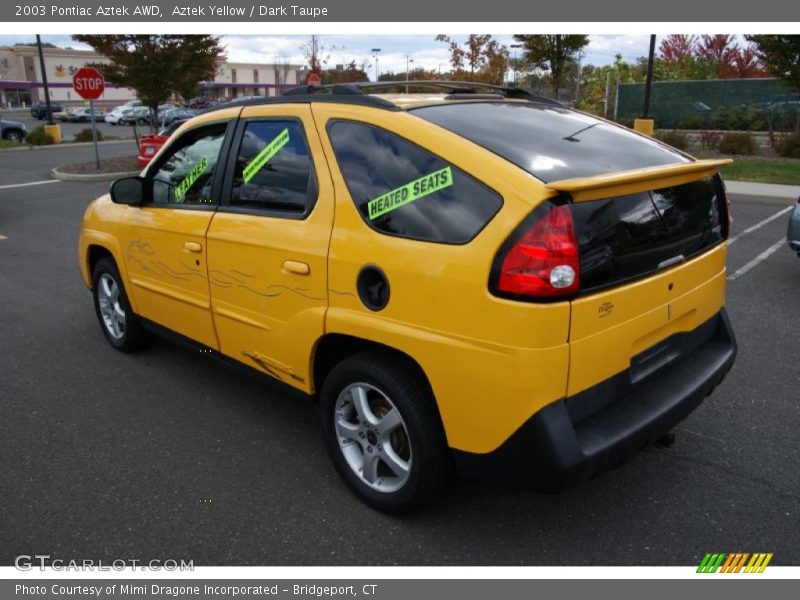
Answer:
202 80 561 115
202 90 401 114
285 80 562 106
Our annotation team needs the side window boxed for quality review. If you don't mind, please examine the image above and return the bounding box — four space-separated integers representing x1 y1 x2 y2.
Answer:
150 124 227 206
327 120 503 244
229 120 316 215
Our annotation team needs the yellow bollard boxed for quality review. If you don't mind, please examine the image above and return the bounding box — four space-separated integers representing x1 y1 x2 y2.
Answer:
633 118 655 137
43 124 62 144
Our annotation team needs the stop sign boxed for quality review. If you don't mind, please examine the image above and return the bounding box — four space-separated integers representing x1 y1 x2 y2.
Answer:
72 67 105 100
307 73 321 86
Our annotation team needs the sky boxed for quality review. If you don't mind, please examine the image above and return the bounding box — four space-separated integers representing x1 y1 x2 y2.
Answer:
0 34 653 78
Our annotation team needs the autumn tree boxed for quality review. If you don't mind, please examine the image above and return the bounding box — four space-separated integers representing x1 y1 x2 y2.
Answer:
300 35 329 76
436 35 508 83
728 46 767 78
273 53 292 94
436 35 466 74
324 60 370 84
659 34 697 66
697 35 739 78
72 35 223 128
513 35 590 98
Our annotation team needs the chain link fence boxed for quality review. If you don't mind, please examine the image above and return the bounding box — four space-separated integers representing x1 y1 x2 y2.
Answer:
617 78 799 131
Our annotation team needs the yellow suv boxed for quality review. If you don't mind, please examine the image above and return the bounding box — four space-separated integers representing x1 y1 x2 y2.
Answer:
78 82 737 512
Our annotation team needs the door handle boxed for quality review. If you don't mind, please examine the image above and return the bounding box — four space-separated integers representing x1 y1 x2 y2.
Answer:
183 241 203 253
282 260 310 275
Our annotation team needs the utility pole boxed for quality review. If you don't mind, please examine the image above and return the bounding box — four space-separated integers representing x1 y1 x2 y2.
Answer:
371 48 381 82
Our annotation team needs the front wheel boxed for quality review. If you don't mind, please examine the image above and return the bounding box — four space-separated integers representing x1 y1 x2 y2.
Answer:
320 352 451 513
91 257 150 352
3 130 24 142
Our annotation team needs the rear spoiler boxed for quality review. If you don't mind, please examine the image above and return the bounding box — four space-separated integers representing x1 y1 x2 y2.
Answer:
545 159 732 202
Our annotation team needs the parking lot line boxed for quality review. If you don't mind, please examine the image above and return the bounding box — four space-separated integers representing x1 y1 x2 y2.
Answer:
727 238 786 281
727 206 793 246
0 179 61 191
0 235 7 241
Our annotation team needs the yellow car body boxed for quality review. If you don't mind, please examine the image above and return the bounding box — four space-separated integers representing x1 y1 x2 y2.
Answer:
79 87 737 507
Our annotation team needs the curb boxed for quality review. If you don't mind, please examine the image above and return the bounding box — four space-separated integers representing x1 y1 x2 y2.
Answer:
51 166 140 182
0 140 136 153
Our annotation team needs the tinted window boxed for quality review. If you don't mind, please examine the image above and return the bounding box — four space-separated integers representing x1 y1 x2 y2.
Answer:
328 120 502 244
571 177 725 291
229 120 315 214
151 124 226 205
412 102 689 183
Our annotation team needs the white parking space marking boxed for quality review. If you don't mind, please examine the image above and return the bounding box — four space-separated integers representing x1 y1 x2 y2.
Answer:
727 238 786 281
0 179 61 191
727 206 793 246
0 235 7 241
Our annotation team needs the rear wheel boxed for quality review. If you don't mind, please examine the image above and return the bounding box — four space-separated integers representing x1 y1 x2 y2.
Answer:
320 351 451 513
91 257 149 352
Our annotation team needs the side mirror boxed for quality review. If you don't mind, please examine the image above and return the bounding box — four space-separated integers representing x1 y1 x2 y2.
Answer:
110 176 144 205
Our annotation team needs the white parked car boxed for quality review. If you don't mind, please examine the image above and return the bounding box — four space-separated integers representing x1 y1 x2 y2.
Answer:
104 106 130 125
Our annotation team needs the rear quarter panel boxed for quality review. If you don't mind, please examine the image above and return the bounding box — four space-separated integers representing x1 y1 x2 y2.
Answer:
312 104 572 453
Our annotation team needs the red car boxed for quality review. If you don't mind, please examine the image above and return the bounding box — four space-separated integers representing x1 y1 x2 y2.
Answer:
136 120 186 168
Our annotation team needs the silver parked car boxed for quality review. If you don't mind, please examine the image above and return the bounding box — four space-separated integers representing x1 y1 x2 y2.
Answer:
788 197 800 256
0 116 27 142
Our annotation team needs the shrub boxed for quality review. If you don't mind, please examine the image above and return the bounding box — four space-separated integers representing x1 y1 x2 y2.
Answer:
25 126 55 146
718 132 757 155
777 133 800 159
655 130 690 151
74 128 103 143
699 130 721 151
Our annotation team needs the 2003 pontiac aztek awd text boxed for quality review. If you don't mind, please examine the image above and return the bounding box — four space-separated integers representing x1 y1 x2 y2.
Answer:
78 83 737 513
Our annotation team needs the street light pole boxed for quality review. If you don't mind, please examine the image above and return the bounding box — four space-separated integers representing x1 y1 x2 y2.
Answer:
510 43 522 86
371 48 381 82
36 35 53 125
405 54 414 93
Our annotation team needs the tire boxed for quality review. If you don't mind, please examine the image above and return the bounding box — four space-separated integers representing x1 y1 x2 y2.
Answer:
320 351 451 513
91 257 150 352
137 118 148 126
3 130 24 142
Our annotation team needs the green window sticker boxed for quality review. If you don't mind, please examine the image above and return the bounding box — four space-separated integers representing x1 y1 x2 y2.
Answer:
242 128 290 184
367 166 453 220
174 156 209 201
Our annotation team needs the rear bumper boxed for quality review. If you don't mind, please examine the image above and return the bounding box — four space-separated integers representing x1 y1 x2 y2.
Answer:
453 309 737 491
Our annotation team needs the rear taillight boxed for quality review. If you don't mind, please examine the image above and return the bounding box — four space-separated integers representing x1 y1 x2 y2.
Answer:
491 202 580 299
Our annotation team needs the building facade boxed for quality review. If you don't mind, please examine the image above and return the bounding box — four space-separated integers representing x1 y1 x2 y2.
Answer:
0 45 303 108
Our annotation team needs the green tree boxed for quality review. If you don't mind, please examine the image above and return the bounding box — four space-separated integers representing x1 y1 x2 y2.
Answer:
72 35 224 129
746 35 800 88
513 35 590 98
746 35 800 132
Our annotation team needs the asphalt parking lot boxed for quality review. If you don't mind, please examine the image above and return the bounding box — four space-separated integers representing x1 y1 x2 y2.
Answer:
0 144 798 566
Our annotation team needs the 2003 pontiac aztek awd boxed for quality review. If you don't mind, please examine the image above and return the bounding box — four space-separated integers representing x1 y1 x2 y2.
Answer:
78 82 737 513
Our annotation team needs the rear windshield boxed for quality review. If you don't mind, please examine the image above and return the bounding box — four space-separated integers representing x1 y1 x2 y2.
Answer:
411 102 689 183
571 176 726 292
